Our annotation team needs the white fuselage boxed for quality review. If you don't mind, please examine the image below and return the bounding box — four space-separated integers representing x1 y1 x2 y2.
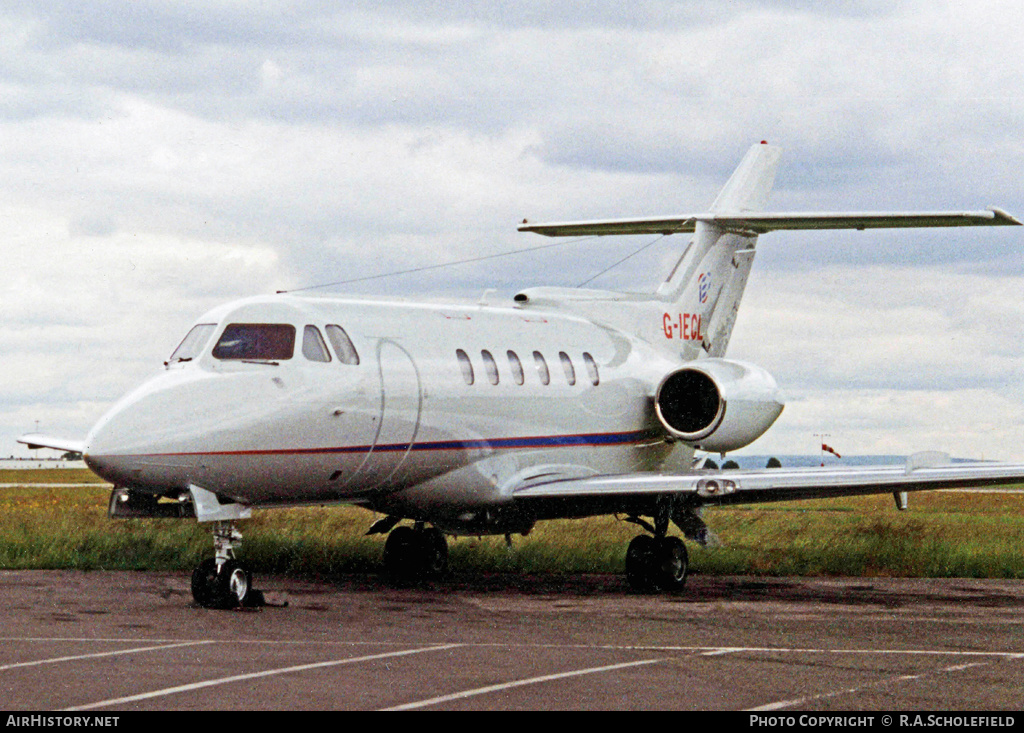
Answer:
85 293 689 527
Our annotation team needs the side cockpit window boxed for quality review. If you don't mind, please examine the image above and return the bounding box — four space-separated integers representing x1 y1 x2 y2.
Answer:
326 325 360 366
302 325 332 363
212 324 295 361
167 324 216 364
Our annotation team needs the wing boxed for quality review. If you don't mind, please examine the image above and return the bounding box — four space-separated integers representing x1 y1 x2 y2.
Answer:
518 207 1021 237
512 454 1024 509
17 433 86 454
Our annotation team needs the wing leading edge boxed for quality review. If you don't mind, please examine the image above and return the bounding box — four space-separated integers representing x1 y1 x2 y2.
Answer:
518 207 1022 237
512 455 1024 507
17 433 86 454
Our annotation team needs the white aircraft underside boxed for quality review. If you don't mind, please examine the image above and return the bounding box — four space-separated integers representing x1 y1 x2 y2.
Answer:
19 142 1024 607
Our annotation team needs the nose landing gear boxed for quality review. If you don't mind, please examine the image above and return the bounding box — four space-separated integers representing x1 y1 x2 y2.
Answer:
191 557 253 609
191 521 259 609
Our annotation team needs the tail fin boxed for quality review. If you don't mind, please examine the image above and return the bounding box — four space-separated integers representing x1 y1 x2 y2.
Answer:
514 143 782 358
654 143 780 355
708 142 781 213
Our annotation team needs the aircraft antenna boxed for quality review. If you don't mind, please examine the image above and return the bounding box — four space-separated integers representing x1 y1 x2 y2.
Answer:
280 235 599 293
576 234 667 287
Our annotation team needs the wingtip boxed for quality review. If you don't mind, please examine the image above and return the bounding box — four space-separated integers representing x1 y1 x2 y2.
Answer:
16 433 86 454
987 207 1023 226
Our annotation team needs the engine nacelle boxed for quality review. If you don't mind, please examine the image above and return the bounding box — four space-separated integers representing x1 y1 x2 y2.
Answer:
654 358 784 453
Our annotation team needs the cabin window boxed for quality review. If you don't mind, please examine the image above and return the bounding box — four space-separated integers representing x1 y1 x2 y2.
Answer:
559 352 576 386
533 351 550 385
302 325 332 363
168 324 216 364
326 325 360 365
481 350 499 385
583 352 600 386
212 323 295 361
456 349 474 385
507 351 525 385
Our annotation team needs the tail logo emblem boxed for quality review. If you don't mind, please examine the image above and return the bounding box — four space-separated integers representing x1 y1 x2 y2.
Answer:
698 272 711 304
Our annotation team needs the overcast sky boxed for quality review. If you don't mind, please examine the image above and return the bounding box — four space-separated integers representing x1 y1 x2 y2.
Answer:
3 1 1023 461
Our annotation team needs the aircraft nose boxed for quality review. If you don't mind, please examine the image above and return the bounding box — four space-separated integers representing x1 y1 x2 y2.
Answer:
84 371 208 491
83 365 318 493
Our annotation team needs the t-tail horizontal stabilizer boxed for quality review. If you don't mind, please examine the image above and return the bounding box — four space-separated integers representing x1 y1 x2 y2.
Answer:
519 207 1022 238
519 141 1021 237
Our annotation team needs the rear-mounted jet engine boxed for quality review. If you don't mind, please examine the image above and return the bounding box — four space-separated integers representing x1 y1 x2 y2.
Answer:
654 358 784 453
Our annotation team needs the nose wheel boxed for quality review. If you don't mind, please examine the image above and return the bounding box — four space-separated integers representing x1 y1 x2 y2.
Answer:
191 521 259 609
191 558 253 609
383 524 449 582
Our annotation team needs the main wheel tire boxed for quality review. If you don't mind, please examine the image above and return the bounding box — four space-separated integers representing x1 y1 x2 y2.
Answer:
384 526 449 583
625 535 658 592
651 536 688 591
421 527 449 578
383 526 420 582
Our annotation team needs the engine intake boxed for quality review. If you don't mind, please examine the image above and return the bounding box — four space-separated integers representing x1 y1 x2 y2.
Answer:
654 359 784 453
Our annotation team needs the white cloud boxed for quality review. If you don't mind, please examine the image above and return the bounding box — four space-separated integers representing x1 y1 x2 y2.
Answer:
730 264 1024 459
746 387 1024 461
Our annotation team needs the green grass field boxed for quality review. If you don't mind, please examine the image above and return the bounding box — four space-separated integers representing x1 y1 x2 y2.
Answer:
3 469 1024 578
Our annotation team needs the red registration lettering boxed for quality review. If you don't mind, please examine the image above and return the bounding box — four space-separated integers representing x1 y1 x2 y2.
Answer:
661 313 703 341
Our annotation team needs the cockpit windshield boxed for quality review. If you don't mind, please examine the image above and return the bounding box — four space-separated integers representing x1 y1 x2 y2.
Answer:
167 324 216 364
212 324 296 361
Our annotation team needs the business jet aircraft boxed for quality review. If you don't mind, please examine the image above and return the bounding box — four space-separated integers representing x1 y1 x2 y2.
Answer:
20 142 1024 609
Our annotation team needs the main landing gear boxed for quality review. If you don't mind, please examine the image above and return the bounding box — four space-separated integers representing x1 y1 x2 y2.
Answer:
623 500 690 593
382 523 449 583
191 521 258 609
624 534 688 592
